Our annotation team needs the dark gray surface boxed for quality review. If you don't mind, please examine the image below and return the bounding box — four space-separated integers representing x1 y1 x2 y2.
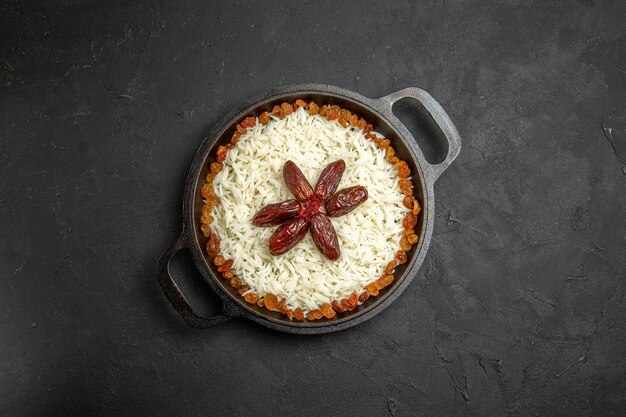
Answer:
1 1 625 416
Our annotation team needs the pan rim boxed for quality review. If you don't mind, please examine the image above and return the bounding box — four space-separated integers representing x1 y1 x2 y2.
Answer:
181 84 436 333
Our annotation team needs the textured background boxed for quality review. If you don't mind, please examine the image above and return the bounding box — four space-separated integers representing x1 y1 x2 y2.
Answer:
1 1 625 416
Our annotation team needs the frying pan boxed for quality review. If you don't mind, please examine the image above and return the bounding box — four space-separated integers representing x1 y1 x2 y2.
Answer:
157 84 461 334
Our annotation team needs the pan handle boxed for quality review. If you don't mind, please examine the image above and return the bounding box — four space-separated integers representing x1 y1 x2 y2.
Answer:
378 87 462 181
157 233 236 328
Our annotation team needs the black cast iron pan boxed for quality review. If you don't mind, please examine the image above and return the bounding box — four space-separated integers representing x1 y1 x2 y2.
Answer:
157 84 461 334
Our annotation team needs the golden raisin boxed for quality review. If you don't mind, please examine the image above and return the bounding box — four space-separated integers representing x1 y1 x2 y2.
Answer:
205 234 220 256
279 304 290 315
320 303 336 319
372 136 383 146
307 101 319 115
258 111 270 125
217 259 233 273
413 200 422 215
358 291 369 303
238 285 249 295
210 162 222 174
332 300 345 313
387 156 399 164
205 172 216 183
357 118 367 129
257 298 265 307
399 178 413 196
307 309 323 320
365 124 373 133
349 114 359 127
286 309 294 319
201 204 212 216
200 183 213 199
326 105 340 120
400 236 412 251
385 147 395 158
293 308 305 321
378 274 394 289
200 213 213 225
240 116 256 128
216 146 228 163
229 277 241 288
403 212 418 230
395 250 408 264
264 293 279 312
365 133 376 140
396 161 410 178
200 223 211 238
244 292 259 304
385 260 398 274
348 293 358 309
374 279 385 291
403 196 415 210
366 283 380 296
408 233 419 245
272 105 283 118
213 255 225 266
281 102 293 116
223 271 233 279
206 195 220 206
379 139 391 148
295 99 307 107
340 109 352 119
231 131 241 145
338 117 348 128
319 105 329 117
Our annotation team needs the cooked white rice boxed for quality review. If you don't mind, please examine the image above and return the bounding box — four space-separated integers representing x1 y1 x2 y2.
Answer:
210 107 406 312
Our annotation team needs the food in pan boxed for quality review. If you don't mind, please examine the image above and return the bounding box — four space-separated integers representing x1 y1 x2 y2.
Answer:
200 101 421 320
